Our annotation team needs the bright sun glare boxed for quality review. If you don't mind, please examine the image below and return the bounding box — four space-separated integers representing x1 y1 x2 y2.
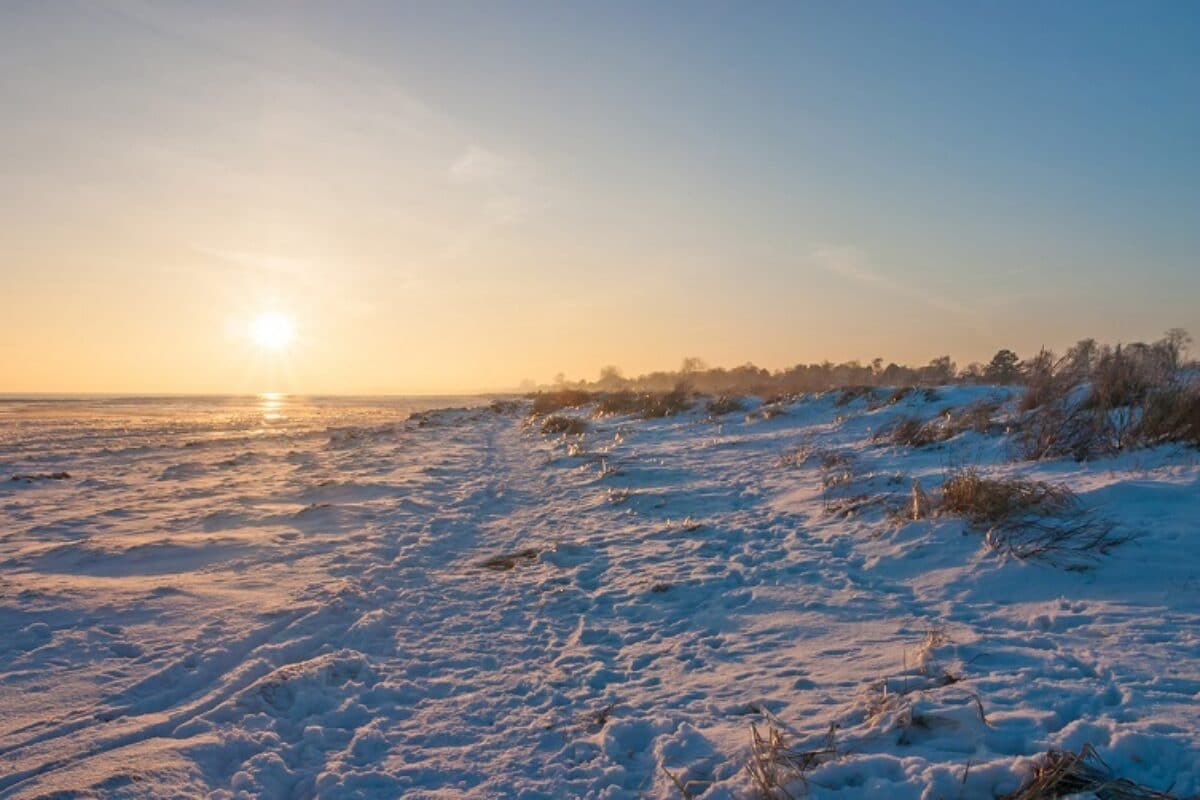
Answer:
250 312 296 352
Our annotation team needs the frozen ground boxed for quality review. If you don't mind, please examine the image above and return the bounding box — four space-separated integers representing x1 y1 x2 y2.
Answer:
1 390 1197 798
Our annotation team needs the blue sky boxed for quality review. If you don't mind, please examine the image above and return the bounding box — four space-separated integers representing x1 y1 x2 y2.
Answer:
1 1 1197 392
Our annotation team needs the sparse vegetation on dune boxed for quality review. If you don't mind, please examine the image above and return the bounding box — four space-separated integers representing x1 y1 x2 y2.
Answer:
885 415 943 447
541 331 1194 425
478 548 539 571
1015 331 1199 459
879 399 1003 449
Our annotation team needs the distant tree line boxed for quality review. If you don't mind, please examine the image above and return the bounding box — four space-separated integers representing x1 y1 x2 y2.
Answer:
553 329 1193 396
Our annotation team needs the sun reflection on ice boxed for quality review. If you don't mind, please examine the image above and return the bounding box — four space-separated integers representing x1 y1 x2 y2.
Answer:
258 392 287 423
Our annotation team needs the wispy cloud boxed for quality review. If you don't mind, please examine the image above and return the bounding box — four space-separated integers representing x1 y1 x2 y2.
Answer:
810 245 973 317
197 248 310 277
448 146 509 183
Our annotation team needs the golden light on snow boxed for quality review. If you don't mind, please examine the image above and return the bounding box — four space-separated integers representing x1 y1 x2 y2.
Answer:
249 312 296 352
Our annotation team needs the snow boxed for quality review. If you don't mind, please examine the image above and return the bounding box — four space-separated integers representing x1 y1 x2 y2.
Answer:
1 390 1197 798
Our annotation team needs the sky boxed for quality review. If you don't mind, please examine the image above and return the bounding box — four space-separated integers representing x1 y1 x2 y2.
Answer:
2 1 1198 394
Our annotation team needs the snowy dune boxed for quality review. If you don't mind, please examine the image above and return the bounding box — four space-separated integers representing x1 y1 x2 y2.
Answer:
1 390 1198 798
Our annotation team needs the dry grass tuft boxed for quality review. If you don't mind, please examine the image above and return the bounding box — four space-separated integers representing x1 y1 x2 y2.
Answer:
541 415 588 435
745 723 836 799
10 471 71 482
887 415 943 447
662 764 712 799
938 468 1128 566
882 401 1002 448
1003 744 1178 800
940 468 1077 523
834 385 876 407
818 450 855 490
478 548 539 571
908 479 932 521
706 395 747 417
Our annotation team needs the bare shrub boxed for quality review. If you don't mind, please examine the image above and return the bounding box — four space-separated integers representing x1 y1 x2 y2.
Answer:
594 390 642 416
1138 383 1200 446
706 395 747 417
824 493 886 518
1016 334 1196 460
1089 343 1176 410
946 399 1002 436
1019 349 1071 412
489 399 523 415
639 383 694 419
834 385 876 407
1015 398 1103 460
1003 744 1177 800
541 415 588 435
530 389 592 416
886 415 942 447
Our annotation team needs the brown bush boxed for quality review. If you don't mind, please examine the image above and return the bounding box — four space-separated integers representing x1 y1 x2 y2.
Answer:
1138 383 1200 446
948 400 1001 435
541 415 588 435
1088 343 1176 410
706 395 746 416
530 389 593 416
1019 349 1071 412
1003 744 1176 800
834 385 876 406
888 415 943 447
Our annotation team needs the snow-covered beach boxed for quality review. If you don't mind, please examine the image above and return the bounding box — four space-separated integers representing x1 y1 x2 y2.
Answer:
1 390 1198 798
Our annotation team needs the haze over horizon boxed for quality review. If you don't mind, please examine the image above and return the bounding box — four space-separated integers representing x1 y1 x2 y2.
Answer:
3 1 1198 395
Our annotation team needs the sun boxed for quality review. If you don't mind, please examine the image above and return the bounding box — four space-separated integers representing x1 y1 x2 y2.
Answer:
249 312 296 352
